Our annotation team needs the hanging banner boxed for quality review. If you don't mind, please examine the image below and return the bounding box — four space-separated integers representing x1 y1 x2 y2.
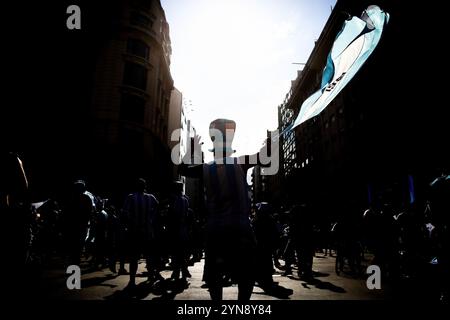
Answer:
289 5 390 131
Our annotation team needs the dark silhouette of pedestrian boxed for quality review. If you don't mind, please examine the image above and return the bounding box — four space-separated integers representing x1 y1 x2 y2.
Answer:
91 198 109 269
105 200 127 274
179 118 270 301
167 180 191 282
64 180 94 265
290 204 315 280
189 208 204 263
253 202 277 286
253 202 293 298
122 178 162 289
1 152 32 294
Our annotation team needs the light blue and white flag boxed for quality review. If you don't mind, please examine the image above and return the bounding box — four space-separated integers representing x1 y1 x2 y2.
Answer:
287 5 389 132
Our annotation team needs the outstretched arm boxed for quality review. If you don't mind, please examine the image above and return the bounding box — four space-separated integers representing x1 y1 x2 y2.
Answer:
238 136 272 172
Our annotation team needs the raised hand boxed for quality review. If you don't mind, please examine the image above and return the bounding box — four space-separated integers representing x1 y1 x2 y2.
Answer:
182 134 203 165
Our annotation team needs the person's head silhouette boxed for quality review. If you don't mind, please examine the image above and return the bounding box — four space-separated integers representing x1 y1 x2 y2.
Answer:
73 180 86 194
135 178 147 193
173 180 184 194
208 118 236 158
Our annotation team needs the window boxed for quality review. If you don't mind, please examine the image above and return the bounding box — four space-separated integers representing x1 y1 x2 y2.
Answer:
120 94 145 124
123 62 147 90
127 39 149 60
130 12 152 29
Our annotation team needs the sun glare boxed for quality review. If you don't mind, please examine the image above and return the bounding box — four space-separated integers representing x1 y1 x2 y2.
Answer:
163 0 336 160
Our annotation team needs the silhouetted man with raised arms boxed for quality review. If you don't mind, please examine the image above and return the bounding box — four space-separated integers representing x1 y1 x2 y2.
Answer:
179 118 270 301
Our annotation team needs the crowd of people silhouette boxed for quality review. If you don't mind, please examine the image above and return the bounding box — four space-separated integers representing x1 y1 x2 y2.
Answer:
1 119 448 301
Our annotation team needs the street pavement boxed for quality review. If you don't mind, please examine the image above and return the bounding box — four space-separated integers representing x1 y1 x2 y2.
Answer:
41 253 391 300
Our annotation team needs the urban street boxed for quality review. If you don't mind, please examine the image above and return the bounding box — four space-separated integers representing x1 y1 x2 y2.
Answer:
42 254 388 301
2 0 448 307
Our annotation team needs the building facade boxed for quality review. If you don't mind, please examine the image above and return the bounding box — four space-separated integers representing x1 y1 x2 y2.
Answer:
251 130 282 209
168 87 188 167
3 0 176 200
87 0 174 196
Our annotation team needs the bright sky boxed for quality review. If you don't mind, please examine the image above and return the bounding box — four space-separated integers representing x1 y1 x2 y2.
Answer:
162 0 336 161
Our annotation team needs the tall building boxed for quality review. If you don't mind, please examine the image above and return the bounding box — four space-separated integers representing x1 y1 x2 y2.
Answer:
88 0 175 195
168 87 188 167
183 120 205 217
251 130 282 209
278 71 302 179
3 0 175 200
166 88 203 214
